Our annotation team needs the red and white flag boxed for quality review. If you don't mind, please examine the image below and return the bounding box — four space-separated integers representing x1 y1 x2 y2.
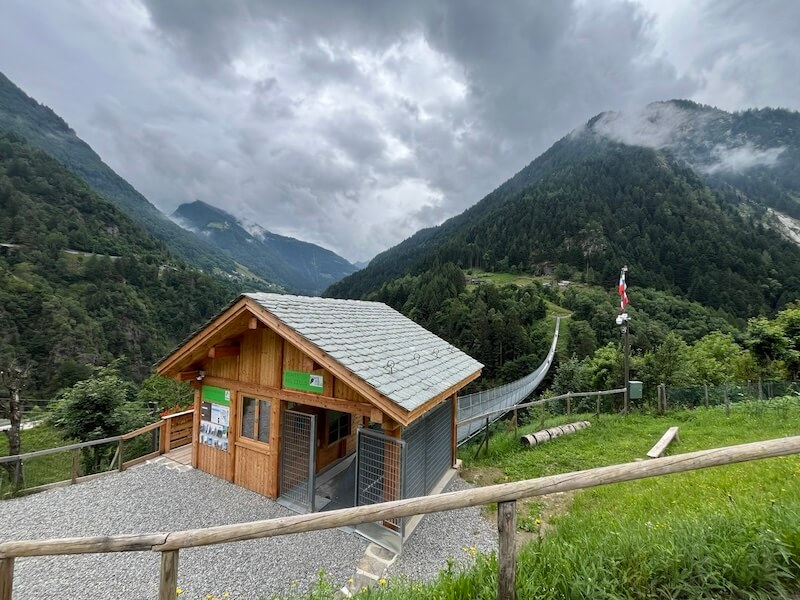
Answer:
618 267 629 312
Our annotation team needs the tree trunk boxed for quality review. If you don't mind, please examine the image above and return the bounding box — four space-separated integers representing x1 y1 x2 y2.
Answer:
1 388 24 491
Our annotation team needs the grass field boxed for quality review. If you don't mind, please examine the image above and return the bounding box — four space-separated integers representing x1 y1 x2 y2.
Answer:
345 398 800 599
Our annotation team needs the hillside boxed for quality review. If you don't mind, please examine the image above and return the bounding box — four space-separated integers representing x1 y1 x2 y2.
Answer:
327 103 800 318
0 132 236 394
0 72 242 276
173 200 357 294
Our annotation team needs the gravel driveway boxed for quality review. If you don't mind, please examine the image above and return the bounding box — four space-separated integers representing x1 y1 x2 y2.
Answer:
1 464 497 599
0 464 367 599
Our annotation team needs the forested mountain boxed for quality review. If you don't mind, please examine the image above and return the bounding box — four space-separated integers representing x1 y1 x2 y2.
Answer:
328 102 800 319
173 200 357 294
0 72 243 276
0 132 237 394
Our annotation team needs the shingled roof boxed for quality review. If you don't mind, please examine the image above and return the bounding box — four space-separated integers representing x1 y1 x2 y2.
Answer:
245 293 483 412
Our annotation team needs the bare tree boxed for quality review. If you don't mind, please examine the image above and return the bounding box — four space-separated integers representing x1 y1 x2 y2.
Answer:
0 358 32 491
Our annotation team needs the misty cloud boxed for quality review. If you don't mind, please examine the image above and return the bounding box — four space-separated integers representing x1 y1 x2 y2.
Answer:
704 143 786 174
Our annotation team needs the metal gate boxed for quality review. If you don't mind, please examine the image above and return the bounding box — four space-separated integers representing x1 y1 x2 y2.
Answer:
403 398 453 499
355 428 405 541
279 410 317 513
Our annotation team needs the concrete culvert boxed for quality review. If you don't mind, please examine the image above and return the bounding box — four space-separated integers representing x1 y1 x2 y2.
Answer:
520 421 591 447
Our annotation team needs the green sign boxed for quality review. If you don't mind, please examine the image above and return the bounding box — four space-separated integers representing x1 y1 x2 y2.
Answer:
283 370 324 394
201 385 230 406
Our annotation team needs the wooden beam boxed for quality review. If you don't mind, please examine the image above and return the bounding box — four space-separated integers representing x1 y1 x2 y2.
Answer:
158 550 179 600
1 436 800 559
0 558 13 600
407 369 482 423
497 501 516 600
248 317 258 330
647 427 680 459
201 376 374 417
176 370 201 382
208 345 240 359
157 300 251 375
244 300 412 425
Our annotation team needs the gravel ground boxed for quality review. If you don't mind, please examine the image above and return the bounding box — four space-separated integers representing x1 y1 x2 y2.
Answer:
0 464 367 600
388 477 498 583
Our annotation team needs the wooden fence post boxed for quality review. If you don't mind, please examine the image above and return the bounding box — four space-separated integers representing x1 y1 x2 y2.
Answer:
566 394 572 416
663 384 668 413
497 501 516 600
540 402 545 428
704 384 709 409
596 395 600 420
0 558 13 600
117 439 124 473
71 449 79 484
724 385 730 417
158 550 179 600
513 408 518 438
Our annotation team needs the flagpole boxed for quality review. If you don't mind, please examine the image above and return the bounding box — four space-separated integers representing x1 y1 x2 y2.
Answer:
616 266 630 413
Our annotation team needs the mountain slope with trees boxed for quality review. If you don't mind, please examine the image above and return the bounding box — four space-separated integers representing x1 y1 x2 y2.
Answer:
328 103 800 320
0 132 237 394
173 200 357 294
0 71 243 275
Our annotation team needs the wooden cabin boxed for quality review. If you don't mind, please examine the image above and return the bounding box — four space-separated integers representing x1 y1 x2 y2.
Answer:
157 293 482 519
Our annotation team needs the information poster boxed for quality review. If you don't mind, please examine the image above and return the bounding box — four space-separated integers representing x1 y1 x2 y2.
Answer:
199 385 231 452
283 370 324 394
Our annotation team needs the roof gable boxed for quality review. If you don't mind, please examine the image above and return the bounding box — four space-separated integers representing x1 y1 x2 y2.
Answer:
246 293 482 412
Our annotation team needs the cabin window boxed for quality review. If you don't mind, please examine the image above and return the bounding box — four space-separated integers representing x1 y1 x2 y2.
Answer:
326 411 351 445
241 396 271 443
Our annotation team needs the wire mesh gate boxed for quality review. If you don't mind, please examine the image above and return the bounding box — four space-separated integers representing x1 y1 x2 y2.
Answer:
279 410 317 513
355 428 405 538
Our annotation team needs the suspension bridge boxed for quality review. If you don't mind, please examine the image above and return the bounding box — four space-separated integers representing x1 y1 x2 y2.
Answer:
456 316 561 445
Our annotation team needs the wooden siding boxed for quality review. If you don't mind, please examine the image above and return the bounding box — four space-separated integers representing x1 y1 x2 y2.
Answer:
234 444 274 496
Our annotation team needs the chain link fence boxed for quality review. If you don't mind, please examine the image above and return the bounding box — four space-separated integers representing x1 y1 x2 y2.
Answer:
663 380 799 411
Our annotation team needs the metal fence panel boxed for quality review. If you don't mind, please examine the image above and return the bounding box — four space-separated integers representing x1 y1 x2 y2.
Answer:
356 428 405 534
279 410 317 513
402 398 453 499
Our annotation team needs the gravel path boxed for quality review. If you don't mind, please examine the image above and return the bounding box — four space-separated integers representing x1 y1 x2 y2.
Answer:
0 463 367 600
388 477 497 583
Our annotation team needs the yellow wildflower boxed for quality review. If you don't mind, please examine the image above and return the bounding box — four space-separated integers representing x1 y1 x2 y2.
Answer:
379 578 388 586
175 589 183 597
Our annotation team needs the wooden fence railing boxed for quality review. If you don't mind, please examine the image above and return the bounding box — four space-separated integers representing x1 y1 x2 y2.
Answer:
1 435 799 600
0 409 194 496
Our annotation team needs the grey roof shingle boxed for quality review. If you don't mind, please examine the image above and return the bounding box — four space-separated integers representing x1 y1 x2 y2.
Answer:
245 293 483 412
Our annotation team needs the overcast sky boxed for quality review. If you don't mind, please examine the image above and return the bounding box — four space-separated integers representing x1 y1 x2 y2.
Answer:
2 0 799 262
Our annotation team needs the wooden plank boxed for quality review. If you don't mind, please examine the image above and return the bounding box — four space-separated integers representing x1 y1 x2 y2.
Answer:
0 558 13 600
176 370 201 381
208 345 240 359
122 451 161 470
1 436 800 558
158 550 179 600
647 427 679 459
15 471 115 497
118 440 124 472
497 501 516 600
202 376 374 417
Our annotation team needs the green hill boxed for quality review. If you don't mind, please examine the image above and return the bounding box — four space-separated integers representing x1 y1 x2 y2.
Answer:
0 132 236 394
0 71 239 275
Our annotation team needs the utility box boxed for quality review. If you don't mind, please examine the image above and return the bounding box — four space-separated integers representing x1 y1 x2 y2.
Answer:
629 380 643 400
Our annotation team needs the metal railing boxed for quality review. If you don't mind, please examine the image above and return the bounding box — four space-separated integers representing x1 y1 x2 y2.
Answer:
457 317 560 445
0 435 798 600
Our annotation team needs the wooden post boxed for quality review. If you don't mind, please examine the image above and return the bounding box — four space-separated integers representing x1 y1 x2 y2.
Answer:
540 402 545 428
724 385 730 417
566 394 572 416
158 550 179 600
0 558 13 600
704 384 709 409
117 439 124 472
758 377 763 401
497 501 516 600
513 407 518 438
596 395 600 420
71 449 79 484
663 384 668 413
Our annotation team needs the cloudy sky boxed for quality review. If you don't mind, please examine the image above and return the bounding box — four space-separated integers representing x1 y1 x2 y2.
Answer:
1 0 798 262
